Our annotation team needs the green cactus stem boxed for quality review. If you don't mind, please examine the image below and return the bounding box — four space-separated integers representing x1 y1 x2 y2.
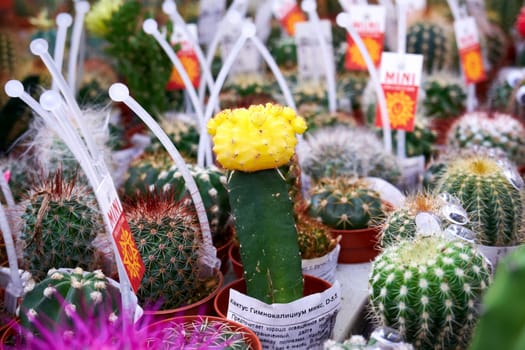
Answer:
369 236 492 350
406 22 449 74
228 169 303 304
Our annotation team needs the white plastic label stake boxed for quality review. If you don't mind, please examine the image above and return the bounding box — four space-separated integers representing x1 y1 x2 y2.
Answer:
294 20 334 82
272 0 298 20
396 0 426 12
220 20 262 74
171 23 199 51
339 0 368 11
255 0 274 42
197 0 226 46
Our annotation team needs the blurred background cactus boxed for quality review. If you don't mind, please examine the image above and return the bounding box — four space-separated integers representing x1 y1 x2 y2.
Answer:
406 22 451 74
369 236 492 350
421 73 467 120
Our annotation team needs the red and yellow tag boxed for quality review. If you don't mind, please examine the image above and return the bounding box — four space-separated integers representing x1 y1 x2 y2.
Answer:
344 5 386 71
454 17 486 84
273 0 306 36
375 52 423 132
167 49 201 91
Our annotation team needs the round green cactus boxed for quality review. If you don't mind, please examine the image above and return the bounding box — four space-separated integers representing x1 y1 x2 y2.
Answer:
296 212 338 259
19 267 121 333
20 171 109 281
369 236 492 350
422 73 467 119
307 177 385 230
297 126 401 185
435 155 525 246
406 22 449 74
446 111 525 166
125 192 206 310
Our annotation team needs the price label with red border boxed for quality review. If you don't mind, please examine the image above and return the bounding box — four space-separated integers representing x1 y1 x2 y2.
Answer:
97 177 145 293
272 0 306 36
454 16 486 84
375 52 423 132
343 4 386 71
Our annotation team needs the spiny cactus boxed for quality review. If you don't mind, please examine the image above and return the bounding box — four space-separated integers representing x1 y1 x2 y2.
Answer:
296 212 339 259
422 73 467 119
406 22 449 74
221 72 277 108
297 126 401 185
268 36 297 69
446 111 525 166
125 191 211 310
20 170 111 281
308 177 386 230
156 116 200 162
19 267 121 334
435 155 525 246
324 327 414 349
369 236 492 350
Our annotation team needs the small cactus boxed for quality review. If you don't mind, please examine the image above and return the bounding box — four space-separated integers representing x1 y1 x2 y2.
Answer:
296 212 338 259
308 177 386 230
406 22 449 74
421 73 467 119
446 111 525 166
20 170 111 281
19 267 121 334
369 236 492 350
297 126 401 185
435 154 525 246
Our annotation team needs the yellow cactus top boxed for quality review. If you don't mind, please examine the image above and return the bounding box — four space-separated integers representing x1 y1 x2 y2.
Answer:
85 0 123 37
207 103 307 172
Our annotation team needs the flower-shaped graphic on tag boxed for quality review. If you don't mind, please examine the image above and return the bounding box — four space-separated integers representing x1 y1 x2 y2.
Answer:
386 90 416 129
462 48 485 83
117 224 145 292
345 35 383 70
280 5 306 36
167 50 200 91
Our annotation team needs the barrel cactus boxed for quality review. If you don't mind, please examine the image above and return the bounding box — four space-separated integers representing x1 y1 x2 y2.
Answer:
369 236 492 350
435 154 525 246
446 111 525 166
422 73 467 119
124 191 209 310
296 212 339 259
20 170 110 281
297 126 401 185
19 267 121 334
406 22 450 74
307 177 386 230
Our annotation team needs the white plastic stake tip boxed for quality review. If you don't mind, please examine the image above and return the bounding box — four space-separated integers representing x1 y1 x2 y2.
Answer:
143 19 158 35
242 22 256 38
39 90 63 111
162 0 176 14
226 11 242 25
4 80 24 98
301 0 317 13
336 13 350 27
75 1 90 13
56 13 73 27
109 83 130 102
30 39 49 56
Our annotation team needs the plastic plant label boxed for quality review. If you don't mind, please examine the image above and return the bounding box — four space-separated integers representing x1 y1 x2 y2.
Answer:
295 20 334 82
197 0 226 45
443 224 477 243
343 5 386 71
272 0 307 36
396 0 426 12
454 17 486 84
96 176 145 292
167 24 201 90
375 52 423 131
301 244 340 284
227 281 341 349
497 159 524 190
220 20 261 74
442 204 469 225
476 244 519 268
415 212 441 237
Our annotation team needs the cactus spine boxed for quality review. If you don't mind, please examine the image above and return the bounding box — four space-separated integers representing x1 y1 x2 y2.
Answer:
436 155 525 246
369 236 492 350
422 74 467 119
19 267 121 333
125 192 206 310
308 177 385 230
20 171 108 281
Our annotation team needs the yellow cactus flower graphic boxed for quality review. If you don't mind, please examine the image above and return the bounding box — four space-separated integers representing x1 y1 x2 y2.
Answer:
349 37 381 68
463 51 484 81
207 103 307 172
119 227 143 280
386 91 415 128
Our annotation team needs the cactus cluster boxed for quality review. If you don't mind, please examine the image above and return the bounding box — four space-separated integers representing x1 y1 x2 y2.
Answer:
406 22 449 74
20 170 110 281
369 236 492 350
296 212 339 259
308 177 386 230
297 126 401 185
421 73 467 119
19 267 121 334
446 111 525 166
124 191 207 310
435 155 525 246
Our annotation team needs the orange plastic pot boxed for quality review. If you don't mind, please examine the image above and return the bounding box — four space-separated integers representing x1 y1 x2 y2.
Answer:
331 226 382 263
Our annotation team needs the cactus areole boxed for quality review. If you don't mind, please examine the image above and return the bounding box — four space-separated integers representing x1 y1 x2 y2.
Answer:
208 103 307 304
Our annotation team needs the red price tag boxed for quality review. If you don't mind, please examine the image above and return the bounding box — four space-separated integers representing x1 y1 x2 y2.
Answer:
454 17 486 84
167 49 201 91
375 52 423 132
273 1 306 36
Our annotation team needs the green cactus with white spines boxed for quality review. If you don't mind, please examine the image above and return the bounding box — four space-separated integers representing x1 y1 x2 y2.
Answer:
422 73 467 119
308 177 386 230
20 170 109 281
268 36 297 69
296 212 339 259
369 236 492 350
297 126 401 185
125 191 209 310
435 155 525 246
406 22 449 74
381 192 443 248
446 111 525 166
156 116 200 162
19 267 121 333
